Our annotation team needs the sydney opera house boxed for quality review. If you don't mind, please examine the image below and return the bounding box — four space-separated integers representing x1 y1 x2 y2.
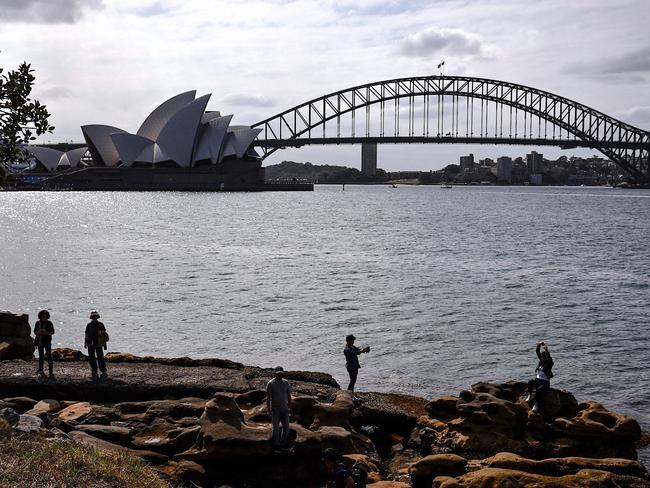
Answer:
23 91 304 191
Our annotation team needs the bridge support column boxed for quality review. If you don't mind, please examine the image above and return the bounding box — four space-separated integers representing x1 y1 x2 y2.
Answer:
361 143 377 176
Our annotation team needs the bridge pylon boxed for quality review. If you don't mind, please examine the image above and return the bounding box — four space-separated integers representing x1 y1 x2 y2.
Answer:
361 143 377 176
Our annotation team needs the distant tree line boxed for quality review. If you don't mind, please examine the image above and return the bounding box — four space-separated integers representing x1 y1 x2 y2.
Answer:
265 161 389 183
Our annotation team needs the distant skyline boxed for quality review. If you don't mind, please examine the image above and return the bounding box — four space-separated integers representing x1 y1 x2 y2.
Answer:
1 0 649 170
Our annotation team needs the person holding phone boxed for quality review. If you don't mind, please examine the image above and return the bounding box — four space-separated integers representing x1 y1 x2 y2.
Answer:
527 341 554 414
344 334 370 392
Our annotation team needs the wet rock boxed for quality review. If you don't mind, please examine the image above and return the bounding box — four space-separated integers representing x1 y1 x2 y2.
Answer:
58 402 92 422
75 424 132 445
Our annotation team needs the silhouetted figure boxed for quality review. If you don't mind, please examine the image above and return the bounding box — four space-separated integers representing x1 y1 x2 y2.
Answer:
322 448 354 488
344 334 370 391
34 310 54 378
266 366 292 449
85 311 108 381
527 341 554 414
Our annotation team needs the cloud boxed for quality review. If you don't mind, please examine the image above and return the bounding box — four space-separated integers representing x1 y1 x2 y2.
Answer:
0 0 104 23
617 106 650 129
565 47 650 76
221 93 276 108
397 27 492 60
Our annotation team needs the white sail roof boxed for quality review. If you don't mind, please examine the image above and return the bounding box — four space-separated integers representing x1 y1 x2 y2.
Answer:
28 147 63 172
81 125 127 166
136 91 196 141
157 94 211 168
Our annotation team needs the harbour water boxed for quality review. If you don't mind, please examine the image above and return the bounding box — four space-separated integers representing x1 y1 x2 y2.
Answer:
1 185 648 461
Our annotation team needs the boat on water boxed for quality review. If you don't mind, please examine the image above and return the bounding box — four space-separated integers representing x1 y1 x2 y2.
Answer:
441 183 452 188
389 183 398 188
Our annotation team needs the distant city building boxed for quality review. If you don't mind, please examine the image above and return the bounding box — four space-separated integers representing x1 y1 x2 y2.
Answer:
496 156 513 183
530 173 543 185
361 142 378 176
460 153 475 170
526 151 543 174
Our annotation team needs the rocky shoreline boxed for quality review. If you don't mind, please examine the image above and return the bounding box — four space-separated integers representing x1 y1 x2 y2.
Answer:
0 348 648 487
1 312 649 487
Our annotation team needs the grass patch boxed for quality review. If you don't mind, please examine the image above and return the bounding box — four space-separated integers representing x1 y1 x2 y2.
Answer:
0 430 168 488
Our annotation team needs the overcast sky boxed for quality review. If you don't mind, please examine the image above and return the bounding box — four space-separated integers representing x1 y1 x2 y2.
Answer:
1 0 648 170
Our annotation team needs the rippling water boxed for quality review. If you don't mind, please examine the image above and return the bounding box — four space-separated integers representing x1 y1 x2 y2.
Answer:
1 186 649 461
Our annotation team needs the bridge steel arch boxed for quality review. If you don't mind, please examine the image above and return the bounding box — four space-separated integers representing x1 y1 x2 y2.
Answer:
252 76 650 183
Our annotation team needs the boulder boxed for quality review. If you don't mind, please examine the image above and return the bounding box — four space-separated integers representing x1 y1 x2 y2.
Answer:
68 431 168 465
58 402 92 422
0 338 34 359
0 407 20 427
201 394 245 427
52 348 86 361
235 389 267 406
433 467 644 488
310 390 354 430
4 397 37 414
480 452 648 478
425 396 460 421
158 460 207 485
75 424 132 445
14 414 44 434
368 483 411 488
131 419 201 454
410 453 468 481
26 399 62 417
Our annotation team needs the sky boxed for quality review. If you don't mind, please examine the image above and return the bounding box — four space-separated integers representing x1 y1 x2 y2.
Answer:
1 0 649 170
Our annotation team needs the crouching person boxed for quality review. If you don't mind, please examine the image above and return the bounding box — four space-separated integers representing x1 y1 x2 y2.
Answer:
85 311 109 381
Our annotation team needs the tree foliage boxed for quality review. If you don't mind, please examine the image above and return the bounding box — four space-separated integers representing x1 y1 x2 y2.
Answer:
0 62 54 169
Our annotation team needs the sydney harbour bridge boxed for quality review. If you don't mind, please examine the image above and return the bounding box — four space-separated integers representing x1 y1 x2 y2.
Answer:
39 75 650 184
251 75 650 184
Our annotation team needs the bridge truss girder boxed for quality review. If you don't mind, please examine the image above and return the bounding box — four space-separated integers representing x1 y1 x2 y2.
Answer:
252 76 650 183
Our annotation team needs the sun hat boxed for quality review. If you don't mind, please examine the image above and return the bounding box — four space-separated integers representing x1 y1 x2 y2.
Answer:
89 311 100 319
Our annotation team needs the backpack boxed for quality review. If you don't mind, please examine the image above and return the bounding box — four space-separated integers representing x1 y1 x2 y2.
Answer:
351 462 368 487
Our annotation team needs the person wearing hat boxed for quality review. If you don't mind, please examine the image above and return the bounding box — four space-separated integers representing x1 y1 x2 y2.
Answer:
34 310 55 377
266 366 292 450
344 334 370 392
85 311 108 380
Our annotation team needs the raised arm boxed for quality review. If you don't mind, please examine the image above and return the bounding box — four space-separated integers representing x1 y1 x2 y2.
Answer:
536 343 543 360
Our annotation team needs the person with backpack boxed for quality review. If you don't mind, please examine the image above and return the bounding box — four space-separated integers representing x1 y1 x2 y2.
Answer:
344 334 370 392
85 311 108 381
526 341 554 414
322 448 355 488
34 310 55 378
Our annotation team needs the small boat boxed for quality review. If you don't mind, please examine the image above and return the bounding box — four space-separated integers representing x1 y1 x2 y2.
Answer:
389 184 398 188
441 183 452 188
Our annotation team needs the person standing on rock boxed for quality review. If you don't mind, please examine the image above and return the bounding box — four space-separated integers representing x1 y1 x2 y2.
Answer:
266 366 292 450
527 341 554 414
344 334 370 392
34 310 55 378
85 311 108 381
